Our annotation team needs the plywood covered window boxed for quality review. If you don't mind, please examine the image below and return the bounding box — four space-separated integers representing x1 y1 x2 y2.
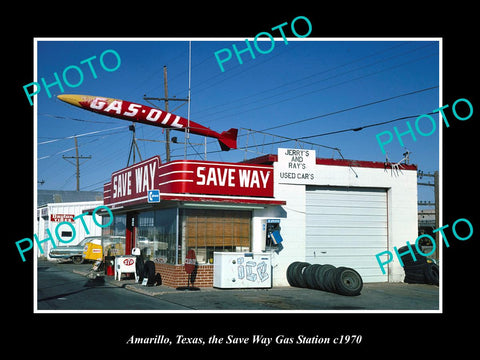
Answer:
182 209 251 264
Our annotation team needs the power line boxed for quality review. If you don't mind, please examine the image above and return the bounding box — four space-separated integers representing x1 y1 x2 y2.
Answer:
295 111 438 141
170 108 439 160
39 112 119 124
261 85 439 132
38 125 128 145
190 84 438 150
207 52 437 125
187 42 414 117
194 44 437 124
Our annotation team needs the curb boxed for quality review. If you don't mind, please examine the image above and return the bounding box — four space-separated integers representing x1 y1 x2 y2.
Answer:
71 267 177 296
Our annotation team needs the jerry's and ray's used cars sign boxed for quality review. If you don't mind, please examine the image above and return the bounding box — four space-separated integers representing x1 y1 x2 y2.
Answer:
104 156 274 207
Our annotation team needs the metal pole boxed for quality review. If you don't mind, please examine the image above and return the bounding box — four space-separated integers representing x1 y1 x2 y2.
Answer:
62 136 91 191
186 41 191 159
164 66 170 163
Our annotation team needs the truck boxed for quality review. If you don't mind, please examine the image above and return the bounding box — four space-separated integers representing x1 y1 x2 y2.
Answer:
49 236 101 264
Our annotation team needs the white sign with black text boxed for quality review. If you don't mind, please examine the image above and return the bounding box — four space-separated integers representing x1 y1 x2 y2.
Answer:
276 148 316 184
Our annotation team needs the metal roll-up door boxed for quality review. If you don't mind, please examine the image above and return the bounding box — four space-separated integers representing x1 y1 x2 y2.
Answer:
306 186 388 282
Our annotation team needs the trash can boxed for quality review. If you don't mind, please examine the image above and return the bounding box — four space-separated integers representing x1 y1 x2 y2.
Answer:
105 256 115 276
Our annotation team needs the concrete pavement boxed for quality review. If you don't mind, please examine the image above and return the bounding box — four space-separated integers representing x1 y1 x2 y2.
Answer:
41 260 439 311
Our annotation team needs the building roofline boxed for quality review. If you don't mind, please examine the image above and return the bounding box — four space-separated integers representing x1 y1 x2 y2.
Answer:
241 154 417 170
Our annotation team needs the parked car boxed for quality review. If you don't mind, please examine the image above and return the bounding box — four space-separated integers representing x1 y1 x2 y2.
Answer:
49 236 101 264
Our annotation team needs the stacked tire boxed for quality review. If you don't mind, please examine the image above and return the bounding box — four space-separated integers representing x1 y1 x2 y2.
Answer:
399 245 439 286
287 262 363 296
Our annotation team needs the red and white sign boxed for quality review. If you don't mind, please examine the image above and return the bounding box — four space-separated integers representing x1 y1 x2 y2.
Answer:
104 156 276 207
123 258 135 266
158 160 274 198
184 249 197 274
50 214 75 223
104 156 161 207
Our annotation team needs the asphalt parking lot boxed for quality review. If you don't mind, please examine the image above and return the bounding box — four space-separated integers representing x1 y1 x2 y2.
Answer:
125 280 439 311
40 260 439 311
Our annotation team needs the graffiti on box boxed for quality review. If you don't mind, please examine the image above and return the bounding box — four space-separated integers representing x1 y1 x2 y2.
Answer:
236 257 269 283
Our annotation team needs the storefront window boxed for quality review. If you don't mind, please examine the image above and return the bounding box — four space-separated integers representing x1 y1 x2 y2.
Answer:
102 213 126 236
102 214 126 256
182 209 251 264
137 208 177 264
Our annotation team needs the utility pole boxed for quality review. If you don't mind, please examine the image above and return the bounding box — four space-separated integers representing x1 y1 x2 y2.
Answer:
417 170 439 261
163 66 171 162
62 136 92 191
143 65 188 163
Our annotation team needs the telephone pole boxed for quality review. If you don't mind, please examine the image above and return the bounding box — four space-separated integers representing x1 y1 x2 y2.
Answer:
143 65 188 163
417 170 439 261
62 136 92 191
164 66 171 162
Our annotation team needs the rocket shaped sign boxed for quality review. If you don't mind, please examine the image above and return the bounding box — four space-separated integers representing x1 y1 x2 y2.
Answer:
57 94 238 151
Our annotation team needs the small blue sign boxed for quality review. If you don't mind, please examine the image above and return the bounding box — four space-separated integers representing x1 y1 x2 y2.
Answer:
267 219 281 224
147 189 160 203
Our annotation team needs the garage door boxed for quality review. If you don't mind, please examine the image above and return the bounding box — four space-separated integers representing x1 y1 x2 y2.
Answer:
306 186 388 282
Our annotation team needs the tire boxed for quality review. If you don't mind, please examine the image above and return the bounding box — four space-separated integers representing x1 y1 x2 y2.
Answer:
334 267 363 296
397 245 427 266
403 262 427 284
286 262 302 287
293 262 310 288
404 264 426 283
71 256 84 265
404 262 427 272
304 264 322 289
404 269 426 280
423 263 439 285
143 260 156 286
287 262 309 287
322 267 337 293
315 264 336 291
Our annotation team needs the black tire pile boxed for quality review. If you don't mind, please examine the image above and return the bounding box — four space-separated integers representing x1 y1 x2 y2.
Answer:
287 261 363 296
399 245 439 285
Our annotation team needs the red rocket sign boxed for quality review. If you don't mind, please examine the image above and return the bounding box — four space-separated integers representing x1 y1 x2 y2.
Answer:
57 94 237 151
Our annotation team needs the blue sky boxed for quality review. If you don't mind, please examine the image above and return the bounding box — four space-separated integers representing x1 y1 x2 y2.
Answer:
36 38 440 203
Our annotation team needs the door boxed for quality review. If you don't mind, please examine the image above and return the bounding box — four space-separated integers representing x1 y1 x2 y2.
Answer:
305 186 388 282
126 213 137 255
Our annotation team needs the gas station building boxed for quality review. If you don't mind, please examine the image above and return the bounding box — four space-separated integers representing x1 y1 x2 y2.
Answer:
97 149 418 288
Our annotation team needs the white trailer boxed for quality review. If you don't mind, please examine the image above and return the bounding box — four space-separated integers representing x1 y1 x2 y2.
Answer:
36 201 103 260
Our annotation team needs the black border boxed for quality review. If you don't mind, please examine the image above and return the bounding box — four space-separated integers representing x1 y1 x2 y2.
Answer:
8 5 477 355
